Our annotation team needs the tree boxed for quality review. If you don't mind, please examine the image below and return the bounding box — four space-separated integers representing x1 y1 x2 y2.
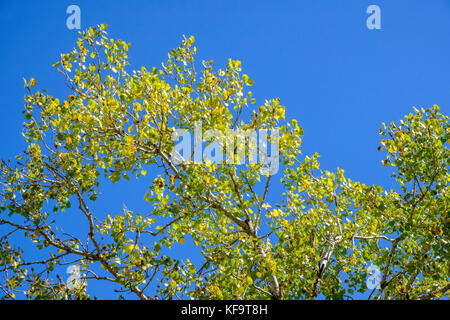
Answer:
0 25 448 300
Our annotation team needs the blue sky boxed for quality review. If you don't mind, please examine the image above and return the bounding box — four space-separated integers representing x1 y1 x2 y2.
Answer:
0 0 449 299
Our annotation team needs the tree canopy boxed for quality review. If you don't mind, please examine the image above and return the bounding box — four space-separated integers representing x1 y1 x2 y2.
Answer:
0 25 448 300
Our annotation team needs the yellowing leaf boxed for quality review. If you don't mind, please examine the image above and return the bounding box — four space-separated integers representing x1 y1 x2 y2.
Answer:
125 244 135 254
272 209 281 218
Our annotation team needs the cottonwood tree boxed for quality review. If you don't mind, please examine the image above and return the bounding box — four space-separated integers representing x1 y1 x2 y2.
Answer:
0 25 448 300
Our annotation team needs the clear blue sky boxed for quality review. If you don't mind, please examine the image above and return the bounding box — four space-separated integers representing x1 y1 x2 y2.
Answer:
0 0 449 299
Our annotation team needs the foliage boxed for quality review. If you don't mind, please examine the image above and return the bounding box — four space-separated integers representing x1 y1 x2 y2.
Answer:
0 25 448 300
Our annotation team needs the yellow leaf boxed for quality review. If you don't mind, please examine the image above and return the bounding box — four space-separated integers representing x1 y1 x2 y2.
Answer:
29 78 37 87
272 209 281 218
125 244 135 254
